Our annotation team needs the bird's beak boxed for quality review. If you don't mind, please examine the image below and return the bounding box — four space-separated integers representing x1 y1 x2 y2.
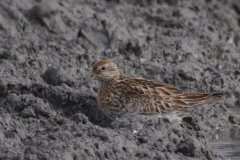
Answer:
79 74 95 87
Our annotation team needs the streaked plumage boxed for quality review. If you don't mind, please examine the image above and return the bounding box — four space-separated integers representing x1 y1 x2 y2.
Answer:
79 60 224 121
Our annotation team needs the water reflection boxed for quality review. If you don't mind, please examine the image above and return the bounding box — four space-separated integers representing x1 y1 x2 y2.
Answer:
209 126 240 160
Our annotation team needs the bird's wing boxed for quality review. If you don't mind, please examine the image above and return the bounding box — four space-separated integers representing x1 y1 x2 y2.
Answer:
116 76 224 115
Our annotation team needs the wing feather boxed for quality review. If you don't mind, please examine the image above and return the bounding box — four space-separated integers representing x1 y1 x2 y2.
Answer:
116 75 224 115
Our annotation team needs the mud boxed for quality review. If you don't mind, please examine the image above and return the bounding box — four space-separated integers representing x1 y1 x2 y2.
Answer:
0 0 240 159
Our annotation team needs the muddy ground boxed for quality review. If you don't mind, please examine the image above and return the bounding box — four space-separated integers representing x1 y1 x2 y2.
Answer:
0 0 240 159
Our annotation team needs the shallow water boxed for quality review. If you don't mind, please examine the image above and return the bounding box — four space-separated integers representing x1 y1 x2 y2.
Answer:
209 126 240 160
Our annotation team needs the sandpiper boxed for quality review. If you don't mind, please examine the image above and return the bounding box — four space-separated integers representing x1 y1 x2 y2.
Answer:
79 59 224 121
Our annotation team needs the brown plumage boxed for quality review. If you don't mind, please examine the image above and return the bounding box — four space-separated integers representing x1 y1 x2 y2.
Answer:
79 59 224 121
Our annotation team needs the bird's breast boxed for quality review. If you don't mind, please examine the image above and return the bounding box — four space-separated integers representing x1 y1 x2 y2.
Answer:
97 85 124 117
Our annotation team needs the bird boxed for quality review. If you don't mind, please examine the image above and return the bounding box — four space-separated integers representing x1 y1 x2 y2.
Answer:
79 59 224 122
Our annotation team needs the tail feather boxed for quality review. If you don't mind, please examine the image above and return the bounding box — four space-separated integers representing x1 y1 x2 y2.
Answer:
162 92 224 122
211 92 225 101
177 92 224 107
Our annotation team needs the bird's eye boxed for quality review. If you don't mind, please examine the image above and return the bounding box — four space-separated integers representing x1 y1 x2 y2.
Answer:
101 66 106 71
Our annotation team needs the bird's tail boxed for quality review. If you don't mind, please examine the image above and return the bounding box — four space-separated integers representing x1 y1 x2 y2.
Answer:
179 92 225 107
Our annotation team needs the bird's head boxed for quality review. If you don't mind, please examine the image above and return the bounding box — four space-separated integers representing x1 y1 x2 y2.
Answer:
79 59 120 87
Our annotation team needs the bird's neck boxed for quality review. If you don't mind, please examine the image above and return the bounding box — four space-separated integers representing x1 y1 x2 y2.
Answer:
99 74 121 86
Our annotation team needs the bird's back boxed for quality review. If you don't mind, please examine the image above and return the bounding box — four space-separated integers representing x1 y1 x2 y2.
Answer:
97 75 224 120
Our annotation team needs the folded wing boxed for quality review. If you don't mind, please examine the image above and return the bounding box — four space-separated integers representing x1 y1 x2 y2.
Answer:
117 76 224 115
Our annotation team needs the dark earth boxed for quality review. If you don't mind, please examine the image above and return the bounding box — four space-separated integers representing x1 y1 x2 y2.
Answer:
0 0 240 159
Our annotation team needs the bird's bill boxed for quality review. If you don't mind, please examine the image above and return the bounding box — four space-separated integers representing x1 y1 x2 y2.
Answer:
79 74 95 87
